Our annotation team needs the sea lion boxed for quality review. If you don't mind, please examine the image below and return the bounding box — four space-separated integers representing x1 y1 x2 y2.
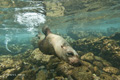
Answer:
38 26 81 66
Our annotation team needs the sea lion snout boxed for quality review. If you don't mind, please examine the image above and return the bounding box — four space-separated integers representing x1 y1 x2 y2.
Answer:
61 45 81 66
68 56 81 66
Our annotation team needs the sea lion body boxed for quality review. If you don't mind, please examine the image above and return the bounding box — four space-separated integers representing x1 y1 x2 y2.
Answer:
38 26 81 66
38 35 55 55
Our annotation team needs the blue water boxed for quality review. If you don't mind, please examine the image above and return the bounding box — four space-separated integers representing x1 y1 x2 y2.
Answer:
0 0 120 54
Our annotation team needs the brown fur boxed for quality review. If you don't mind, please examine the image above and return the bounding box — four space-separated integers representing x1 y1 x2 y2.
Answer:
38 26 81 66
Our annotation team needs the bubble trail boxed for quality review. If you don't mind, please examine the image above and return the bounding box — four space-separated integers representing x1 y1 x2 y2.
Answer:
4 34 12 53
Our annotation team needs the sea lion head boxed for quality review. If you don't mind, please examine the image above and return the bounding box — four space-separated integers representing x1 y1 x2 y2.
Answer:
61 44 81 66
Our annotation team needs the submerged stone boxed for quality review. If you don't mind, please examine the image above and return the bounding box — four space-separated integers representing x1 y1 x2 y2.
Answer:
56 62 74 76
14 70 36 80
93 61 103 69
44 1 65 16
71 33 120 68
0 67 21 80
93 66 101 76
103 67 119 74
100 73 113 80
94 56 112 67
36 70 47 80
29 48 53 65
71 66 93 80
72 72 93 80
110 32 120 40
81 52 95 62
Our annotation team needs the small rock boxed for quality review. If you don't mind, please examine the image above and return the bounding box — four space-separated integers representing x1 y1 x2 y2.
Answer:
0 66 21 80
81 60 94 72
14 70 36 80
100 73 113 80
36 70 47 80
56 62 73 76
93 74 100 80
31 48 43 60
71 66 93 80
93 61 103 69
47 56 60 69
93 66 100 76
55 76 65 80
81 52 95 62
44 1 65 17
103 66 119 74
111 74 120 80
30 48 53 64
101 60 112 67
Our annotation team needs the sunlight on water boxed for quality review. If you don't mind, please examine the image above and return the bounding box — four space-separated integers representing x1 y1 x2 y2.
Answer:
14 12 45 32
0 0 46 53
14 1 46 34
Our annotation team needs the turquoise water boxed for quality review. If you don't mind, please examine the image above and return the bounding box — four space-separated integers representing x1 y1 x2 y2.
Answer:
0 0 45 54
0 0 120 54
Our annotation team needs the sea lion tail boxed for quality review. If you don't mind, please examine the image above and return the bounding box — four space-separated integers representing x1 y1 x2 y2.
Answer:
42 26 51 35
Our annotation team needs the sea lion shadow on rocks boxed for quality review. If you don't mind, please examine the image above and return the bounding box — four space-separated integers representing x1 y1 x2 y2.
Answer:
38 26 81 66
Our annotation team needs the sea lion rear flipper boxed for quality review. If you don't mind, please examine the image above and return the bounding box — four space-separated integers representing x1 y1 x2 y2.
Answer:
42 26 51 36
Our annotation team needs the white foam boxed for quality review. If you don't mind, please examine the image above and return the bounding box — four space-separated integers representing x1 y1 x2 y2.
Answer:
14 12 46 27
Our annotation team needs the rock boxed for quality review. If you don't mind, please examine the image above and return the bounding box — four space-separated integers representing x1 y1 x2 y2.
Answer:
77 51 85 56
71 66 93 80
93 61 103 69
29 48 53 65
9 44 22 53
47 56 61 69
54 76 65 80
0 55 23 80
111 74 120 80
101 60 112 67
0 67 21 80
72 72 93 80
81 60 94 72
94 56 104 61
110 32 120 40
103 67 119 74
81 52 95 62
116 75 120 80
56 62 74 76
31 48 43 61
93 66 100 76
71 33 120 68
36 70 47 80
93 74 100 80
100 73 113 80
14 70 36 80
0 0 15 8
94 56 112 67
44 1 65 16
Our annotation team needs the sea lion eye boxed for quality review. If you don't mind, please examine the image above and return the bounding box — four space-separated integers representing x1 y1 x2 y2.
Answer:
67 52 74 56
